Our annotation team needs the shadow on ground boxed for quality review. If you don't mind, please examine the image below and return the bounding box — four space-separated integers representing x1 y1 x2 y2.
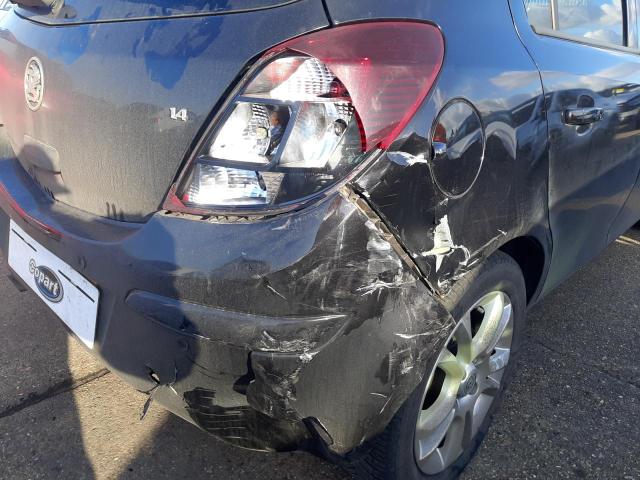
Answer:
0 256 101 478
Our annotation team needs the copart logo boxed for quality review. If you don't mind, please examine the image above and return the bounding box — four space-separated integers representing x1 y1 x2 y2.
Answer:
24 57 44 111
29 259 63 303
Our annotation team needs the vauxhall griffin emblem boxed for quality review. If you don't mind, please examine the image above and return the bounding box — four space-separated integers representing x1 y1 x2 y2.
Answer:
24 57 44 111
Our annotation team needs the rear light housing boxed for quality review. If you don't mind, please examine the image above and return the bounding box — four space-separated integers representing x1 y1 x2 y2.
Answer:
164 22 444 216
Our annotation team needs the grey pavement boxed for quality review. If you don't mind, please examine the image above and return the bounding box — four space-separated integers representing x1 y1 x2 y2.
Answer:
1 228 640 479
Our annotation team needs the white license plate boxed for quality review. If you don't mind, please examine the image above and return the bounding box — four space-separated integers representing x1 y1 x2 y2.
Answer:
8 220 99 348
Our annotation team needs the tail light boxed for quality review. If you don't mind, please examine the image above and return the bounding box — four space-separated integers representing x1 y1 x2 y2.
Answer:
164 22 444 215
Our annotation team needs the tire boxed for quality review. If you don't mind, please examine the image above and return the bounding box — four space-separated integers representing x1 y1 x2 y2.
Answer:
348 251 527 480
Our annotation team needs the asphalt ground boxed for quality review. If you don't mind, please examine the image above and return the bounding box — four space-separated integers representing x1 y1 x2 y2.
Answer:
1 227 640 479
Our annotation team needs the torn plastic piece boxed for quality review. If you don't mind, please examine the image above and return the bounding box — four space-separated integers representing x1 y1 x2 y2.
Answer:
140 384 159 421
140 364 179 421
184 387 311 451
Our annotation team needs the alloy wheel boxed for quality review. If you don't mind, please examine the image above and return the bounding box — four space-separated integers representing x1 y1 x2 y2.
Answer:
414 291 514 475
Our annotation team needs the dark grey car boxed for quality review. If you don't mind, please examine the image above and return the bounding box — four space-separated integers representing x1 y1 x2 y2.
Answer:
1 1 639 478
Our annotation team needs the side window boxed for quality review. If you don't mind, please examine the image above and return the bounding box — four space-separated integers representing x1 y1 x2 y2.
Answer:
524 0 627 48
557 0 624 45
525 0 553 30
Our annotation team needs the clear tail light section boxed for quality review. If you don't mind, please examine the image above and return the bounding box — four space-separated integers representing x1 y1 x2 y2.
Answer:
164 22 444 215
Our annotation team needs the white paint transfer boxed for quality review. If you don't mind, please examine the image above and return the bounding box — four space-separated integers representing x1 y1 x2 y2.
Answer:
420 215 471 272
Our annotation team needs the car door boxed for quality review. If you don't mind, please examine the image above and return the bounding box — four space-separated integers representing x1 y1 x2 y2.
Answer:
512 0 640 292
608 0 640 241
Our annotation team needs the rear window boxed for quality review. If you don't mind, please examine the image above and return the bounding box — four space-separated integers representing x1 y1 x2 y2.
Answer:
524 0 626 47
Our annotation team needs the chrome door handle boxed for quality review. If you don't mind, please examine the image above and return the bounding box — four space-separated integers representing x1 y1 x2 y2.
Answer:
563 108 604 126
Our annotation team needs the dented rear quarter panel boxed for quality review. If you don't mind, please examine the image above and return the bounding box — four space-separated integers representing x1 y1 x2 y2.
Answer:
329 0 552 297
141 192 457 454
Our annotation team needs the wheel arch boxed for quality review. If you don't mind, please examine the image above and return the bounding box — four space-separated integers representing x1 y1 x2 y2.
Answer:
499 235 547 304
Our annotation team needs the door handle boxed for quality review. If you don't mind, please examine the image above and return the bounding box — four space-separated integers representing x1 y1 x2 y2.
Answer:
563 107 604 126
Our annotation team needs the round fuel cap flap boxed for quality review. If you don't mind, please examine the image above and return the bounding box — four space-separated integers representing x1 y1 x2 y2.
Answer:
429 100 485 198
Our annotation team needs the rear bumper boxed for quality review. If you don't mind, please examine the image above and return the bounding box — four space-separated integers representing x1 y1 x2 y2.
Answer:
0 153 454 455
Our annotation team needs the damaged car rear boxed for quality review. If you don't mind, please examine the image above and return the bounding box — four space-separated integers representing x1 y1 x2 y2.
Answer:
2 0 640 478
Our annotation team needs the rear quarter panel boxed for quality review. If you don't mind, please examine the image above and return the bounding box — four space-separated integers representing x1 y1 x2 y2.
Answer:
329 0 552 298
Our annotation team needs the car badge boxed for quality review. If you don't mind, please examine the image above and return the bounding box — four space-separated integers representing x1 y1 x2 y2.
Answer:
25 57 45 111
29 259 64 303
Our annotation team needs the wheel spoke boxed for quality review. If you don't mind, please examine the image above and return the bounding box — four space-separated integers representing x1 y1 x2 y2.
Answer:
418 409 466 475
471 293 512 362
455 313 473 358
419 446 447 474
480 374 501 397
442 414 466 463
470 394 493 439
419 386 457 431
489 347 510 374
453 397 474 449
416 408 455 461
415 348 467 465
494 305 514 349
438 349 467 379
454 394 473 419
457 312 474 343
495 303 513 342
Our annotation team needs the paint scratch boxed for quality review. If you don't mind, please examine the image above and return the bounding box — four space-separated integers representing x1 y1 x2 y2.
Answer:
387 151 430 167
265 284 287 300
395 332 434 340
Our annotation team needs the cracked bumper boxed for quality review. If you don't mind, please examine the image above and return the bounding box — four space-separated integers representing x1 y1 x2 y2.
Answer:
0 156 454 455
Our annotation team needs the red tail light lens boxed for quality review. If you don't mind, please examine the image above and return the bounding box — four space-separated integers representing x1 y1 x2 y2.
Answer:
279 22 445 151
164 22 444 215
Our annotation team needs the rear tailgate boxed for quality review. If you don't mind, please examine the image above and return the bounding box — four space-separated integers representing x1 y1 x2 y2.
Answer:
0 1 328 221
